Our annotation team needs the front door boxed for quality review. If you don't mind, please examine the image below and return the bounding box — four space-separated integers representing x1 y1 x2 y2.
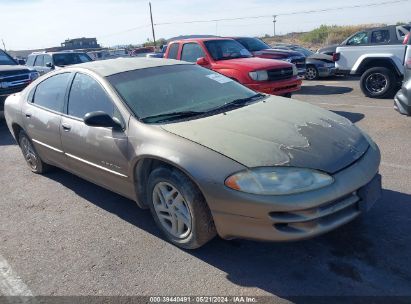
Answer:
60 72 132 197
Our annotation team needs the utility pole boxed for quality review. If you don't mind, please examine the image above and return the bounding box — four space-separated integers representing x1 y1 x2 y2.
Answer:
273 15 277 37
149 2 156 48
1 39 5 51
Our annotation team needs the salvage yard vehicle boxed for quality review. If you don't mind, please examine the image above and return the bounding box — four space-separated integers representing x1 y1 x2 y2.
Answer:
0 49 39 119
26 51 92 75
231 37 306 77
334 24 411 98
5 58 382 249
164 38 301 97
395 37 411 115
272 44 336 80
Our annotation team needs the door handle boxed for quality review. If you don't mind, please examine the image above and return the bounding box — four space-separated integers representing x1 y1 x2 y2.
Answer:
25 113 32 118
62 123 71 131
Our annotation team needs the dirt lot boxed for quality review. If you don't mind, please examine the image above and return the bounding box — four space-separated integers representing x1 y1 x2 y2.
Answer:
0 77 410 301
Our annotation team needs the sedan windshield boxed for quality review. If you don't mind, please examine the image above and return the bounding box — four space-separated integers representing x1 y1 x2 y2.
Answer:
107 64 261 123
0 50 17 65
235 38 271 52
204 40 252 61
52 53 92 66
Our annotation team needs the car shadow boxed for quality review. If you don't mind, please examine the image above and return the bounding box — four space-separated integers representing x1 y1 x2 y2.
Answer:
296 85 353 96
0 119 15 146
42 168 411 298
332 111 365 123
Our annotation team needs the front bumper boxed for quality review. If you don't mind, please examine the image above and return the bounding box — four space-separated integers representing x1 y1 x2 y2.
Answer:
394 83 411 116
245 77 302 96
207 145 381 241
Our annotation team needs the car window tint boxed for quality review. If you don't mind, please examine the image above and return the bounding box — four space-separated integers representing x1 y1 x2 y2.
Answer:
181 43 205 62
371 30 390 44
34 55 44 66
68 73 115 119
44 55 52 66
168 43 179 59
33 73 71 112
26 56 35 66
347 32 369 45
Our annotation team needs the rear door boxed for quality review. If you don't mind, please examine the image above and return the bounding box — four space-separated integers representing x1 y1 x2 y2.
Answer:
60 72 131 196
22 72 72 167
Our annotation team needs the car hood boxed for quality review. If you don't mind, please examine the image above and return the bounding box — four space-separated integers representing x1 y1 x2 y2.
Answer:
0 65 31 75
253 49 304 60
214 57 292 72
161 97 369 174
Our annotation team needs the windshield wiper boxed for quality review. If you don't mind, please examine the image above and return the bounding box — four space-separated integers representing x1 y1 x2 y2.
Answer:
206 93 266 113
140 110 206 123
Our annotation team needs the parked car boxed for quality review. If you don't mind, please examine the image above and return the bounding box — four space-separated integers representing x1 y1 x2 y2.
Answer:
272 44 336 80
130 46 155 57
4 58 381 249
146 45 168 58
26 51 93 75
231 37 306 77
164 38 301 97
0 49 39 119
394 38 411 115
318 24 411 56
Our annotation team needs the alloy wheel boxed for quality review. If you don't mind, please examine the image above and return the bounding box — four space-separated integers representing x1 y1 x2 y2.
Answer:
305 67 317 80
365 73 388 94
20 136 38 170
152 182 192 239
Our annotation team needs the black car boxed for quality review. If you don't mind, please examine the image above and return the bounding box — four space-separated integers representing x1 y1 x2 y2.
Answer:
394 38 411 115
0 50 39 118
231 37 306 77
273 44 336 80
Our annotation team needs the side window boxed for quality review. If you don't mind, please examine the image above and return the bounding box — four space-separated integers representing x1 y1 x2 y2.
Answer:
32 73 71 112
26 56 35 66
168 43 179 59
181 43 206 62
44 55 52 66
68 73 116 120
347 32 369 46
34 55 44 67
371 30 390 44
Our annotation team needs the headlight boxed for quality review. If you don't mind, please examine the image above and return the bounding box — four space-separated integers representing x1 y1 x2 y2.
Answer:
292 64 298 76
29 71 40 81
249 70 268 81
325 63 335 68
225 167 334 195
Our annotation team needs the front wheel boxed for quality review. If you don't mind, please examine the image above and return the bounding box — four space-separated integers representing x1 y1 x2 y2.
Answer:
360 67 399 99
305 66 319 80
147 167 216 249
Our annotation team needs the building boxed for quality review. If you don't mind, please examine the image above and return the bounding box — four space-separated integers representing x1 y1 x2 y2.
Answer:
61 37 100 50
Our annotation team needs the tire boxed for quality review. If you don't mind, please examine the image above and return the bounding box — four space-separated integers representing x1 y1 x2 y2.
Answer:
18 130 50 174
147 167 216 249
305 66 319 80
360 67 399 99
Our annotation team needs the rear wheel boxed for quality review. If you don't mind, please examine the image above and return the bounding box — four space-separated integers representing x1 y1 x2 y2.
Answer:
18 130 50 174
305 66 319 80
147 167 216 249
360 67 399 99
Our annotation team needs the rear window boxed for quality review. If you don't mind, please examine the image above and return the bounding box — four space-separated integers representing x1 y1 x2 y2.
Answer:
52 53 92 66
167 43 179 59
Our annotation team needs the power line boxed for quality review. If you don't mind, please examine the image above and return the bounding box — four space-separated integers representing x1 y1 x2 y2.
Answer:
154 0 410 25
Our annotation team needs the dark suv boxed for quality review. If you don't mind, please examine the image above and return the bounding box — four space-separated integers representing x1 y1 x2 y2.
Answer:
231 37 306 77
26 51 92 75
0 50 39 118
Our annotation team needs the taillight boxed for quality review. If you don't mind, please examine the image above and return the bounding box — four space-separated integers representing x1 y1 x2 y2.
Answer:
403 33 410 45
332 53 340 62
406 58 411 69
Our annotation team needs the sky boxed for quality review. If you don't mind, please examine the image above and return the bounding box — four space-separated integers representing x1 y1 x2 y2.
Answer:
1 0 411 50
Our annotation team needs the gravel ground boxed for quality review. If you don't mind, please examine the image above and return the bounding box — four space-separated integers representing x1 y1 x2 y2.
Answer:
0 77 410 302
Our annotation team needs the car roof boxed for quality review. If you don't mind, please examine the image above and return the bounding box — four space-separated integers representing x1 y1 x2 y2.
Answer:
71 57 191 77
172 37 234 43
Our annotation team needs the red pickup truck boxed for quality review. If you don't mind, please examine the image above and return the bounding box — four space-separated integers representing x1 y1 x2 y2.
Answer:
164 38 302 97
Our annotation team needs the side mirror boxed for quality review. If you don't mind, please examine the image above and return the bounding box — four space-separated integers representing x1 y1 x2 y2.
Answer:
196 57 210 66
84 111 122 130
45 62 54 68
